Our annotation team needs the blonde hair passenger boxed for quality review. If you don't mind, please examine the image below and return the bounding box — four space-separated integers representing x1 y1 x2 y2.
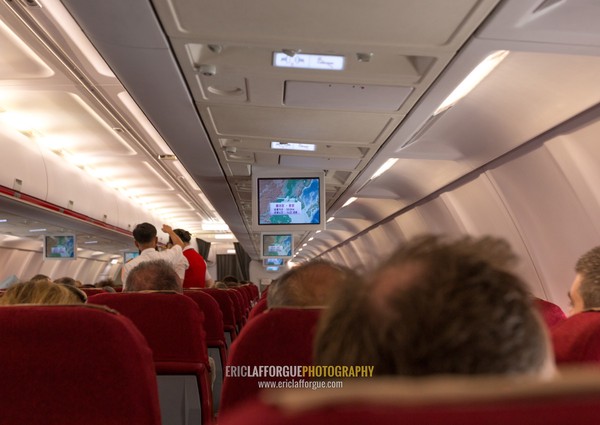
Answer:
0 280 85 305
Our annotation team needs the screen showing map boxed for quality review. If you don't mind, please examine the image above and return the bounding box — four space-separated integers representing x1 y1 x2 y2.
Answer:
257 177 321 225
262 233 293 258
263 257 285 266
44 235 76 260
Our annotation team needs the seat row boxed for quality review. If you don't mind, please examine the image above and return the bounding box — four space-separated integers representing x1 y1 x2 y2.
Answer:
0 284 259 425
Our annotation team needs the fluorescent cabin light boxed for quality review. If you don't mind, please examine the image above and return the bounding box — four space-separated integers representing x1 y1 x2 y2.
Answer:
84 240 98 244
215 234 234 240
273 52 345 71
227 249 236 254
110 258 119 265
202 222 230 231
29 228 47 232
434 50 509 115
342 197 357 208
371 158 399 180
271 141 316 152
308 237 314 241
0 219 7 223
327 217 335 223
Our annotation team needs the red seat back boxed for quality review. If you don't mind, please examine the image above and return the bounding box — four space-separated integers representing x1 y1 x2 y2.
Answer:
0 305 161 425
202 288 238 340
534 298 566 330
248 297 268 321
218 371 600 425
89 292 213 424
551 311 600 364
220 308 322 413
184 289 225 346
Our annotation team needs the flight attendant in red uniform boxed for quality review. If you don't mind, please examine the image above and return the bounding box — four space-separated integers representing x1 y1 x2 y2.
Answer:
171 229 211 288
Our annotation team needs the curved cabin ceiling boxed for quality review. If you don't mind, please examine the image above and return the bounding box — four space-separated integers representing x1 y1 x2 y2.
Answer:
2 0 600 262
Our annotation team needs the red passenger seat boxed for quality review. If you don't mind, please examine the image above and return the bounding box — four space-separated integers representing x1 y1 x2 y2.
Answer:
0 304 161 425
247 297 268 321
534 298 566 329
89 292 213 425
551 310 600 364
185 289 228 412
202 288 238 346
217 369 600 425
220 308 322 413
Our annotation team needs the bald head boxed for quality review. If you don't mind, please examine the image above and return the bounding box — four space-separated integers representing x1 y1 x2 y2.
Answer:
267 260 355 308
125 260 182 293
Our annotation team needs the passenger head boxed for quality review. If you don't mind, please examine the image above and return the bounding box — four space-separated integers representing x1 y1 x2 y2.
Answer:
29 274 52 283
0 280 85 305
171 228 192 246
267 259 356 308
54 276 78 287
223 275 239 288
132 222 157 248
569 246 600 316
314 235 552 378
95 278 116 289
124 259 182 293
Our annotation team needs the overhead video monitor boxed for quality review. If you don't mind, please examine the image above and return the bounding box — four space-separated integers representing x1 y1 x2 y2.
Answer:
252 168 326 232
123 251 140 263
265 266 280 272
44 234 77 260
261 233 294 259
263 257 285 266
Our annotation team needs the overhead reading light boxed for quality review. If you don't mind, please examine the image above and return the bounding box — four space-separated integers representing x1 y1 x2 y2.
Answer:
308 237 314 241
271 141 316 152
302 243 307 247
434 50 509 116
342 197 357 208
371 158 399 180
327 217 335 223
273 52 345 71
110 258 119 265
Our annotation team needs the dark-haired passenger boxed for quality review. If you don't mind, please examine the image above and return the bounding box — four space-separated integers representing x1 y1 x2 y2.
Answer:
121 223 188 290
568 246 600 316
315 235 554 379
169 228 214 288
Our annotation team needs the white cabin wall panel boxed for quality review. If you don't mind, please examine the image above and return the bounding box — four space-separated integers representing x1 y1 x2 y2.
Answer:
487 145 600 312
392 209 429 241
439 175 544 298
415 197 465 236
0 248 34 282
0 132 48 200
249 260 286 286
545 124 600 236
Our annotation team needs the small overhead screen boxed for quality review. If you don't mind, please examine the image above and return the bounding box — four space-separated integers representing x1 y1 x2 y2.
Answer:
123 251 140 263
261 233 294 259
265 266 280 272
44 235 76 260
263 257 285 266
252 168 326 232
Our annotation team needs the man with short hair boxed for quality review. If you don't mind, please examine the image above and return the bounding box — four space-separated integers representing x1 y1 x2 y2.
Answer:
267 259 356 308
121 223 188 290
314 235 554 378
568 246 600 316
124 259 182 293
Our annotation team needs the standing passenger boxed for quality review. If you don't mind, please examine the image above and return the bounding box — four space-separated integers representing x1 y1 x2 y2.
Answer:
169 228 214 288
121 223 188 290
